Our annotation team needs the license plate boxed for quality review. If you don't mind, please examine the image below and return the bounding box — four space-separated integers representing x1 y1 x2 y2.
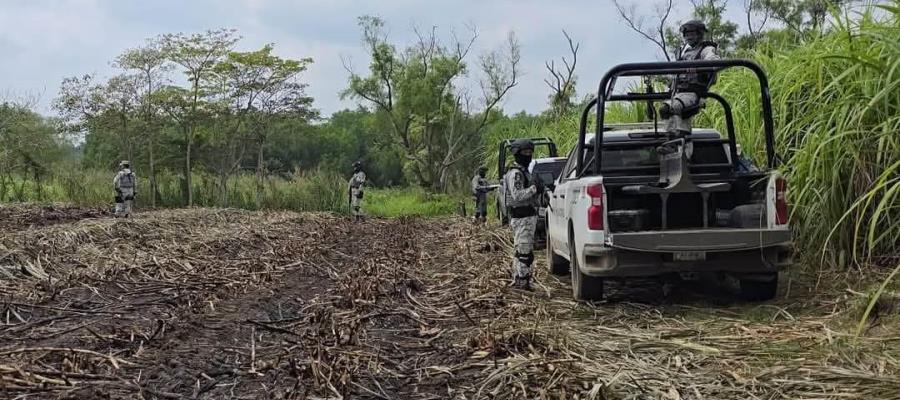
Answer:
673 251 706 261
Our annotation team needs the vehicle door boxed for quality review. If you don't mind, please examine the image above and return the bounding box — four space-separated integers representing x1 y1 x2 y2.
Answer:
549 148 579 254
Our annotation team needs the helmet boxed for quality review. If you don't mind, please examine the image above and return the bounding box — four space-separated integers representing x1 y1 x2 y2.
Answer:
119 160 130 168
680 20 707 34
510 139 535 167
510 139 535 156
477 166 488 174
352 161 362 168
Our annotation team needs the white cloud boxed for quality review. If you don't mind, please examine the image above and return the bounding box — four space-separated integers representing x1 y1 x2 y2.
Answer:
0 0 729 116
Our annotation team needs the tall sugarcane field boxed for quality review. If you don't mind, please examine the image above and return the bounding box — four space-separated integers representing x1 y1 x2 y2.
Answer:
0 1 898 399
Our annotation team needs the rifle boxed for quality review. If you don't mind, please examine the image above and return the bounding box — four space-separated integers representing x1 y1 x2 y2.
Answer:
348 185 352 215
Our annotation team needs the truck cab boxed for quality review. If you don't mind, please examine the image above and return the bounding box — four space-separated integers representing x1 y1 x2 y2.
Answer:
546 59 793 301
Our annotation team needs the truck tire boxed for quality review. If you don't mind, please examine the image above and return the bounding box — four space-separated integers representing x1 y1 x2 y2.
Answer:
546 221 569 275
739 273 778 301
570 234 604 301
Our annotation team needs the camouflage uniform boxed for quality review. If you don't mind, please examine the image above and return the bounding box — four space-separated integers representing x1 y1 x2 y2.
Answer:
471 168 491 223
113 161 136 218
662 20 720 135
349 169 366 220
503 140 541 289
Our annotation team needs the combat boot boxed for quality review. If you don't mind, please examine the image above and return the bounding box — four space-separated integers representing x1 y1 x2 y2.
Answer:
512 276 533 291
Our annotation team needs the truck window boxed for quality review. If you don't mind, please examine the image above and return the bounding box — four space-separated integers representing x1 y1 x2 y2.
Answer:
532 161 566 186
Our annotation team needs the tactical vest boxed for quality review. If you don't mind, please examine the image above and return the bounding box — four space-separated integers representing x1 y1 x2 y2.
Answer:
506 165 537 218
120 171 135 189
676 41 717 93
350 172 365 189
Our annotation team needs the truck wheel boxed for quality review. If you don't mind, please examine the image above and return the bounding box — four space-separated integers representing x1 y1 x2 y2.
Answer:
739 273 778 301
570 237 604 301
547 222 569 275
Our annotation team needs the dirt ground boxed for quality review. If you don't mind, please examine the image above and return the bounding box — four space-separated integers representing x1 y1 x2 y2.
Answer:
0 204 897 399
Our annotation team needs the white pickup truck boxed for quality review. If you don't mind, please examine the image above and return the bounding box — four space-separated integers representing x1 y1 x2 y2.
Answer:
546 60 793 301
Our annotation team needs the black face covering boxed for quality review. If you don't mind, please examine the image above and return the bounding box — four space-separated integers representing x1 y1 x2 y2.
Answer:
514 154 533 167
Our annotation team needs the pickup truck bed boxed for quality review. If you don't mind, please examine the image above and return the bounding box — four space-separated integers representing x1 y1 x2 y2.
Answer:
546 129 793 301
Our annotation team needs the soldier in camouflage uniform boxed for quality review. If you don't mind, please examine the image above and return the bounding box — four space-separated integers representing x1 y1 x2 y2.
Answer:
659 20 720 136
503 139 542 290
113 160 136 218
349 161 366 221
471 166 494 224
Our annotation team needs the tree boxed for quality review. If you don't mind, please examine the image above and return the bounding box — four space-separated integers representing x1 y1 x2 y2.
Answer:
103 74 142 164
54 75 105 134
740 0 773 49
55 73 141 166
160 29 239 206
1 98 67 201
114 39 171 206
213 44 316 206
544 30 580 117
752 0 849 34
344 16 520 190
613 0 677 60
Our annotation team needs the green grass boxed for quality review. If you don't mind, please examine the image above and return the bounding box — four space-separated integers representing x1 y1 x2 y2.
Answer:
364 187 461 218
0 169 464 218
696 6 900 269
480 6 899 271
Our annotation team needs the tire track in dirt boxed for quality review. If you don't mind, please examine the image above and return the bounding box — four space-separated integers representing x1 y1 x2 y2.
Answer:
2 207 898 399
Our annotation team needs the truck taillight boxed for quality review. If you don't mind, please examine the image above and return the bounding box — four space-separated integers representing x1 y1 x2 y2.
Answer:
587 184 604 230
775 177 788 225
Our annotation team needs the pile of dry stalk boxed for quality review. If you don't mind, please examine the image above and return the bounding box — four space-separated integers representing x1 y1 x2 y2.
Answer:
0 205 897 399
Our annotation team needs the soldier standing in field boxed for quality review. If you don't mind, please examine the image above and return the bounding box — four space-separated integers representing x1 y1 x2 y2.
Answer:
349 161 366 221
471 166 495 224
659 20 720 136
502 139 542 291
113 160 136 218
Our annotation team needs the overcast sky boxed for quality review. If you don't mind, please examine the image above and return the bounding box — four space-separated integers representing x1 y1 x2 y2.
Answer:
0 0 749 118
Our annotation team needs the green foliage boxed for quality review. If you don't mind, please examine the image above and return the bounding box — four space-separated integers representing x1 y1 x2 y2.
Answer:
666 0 740 56
344 16 520 190
694 5 899 268
480 102 642 180
364 187 460 217
753 0 849 33
3 168 462 218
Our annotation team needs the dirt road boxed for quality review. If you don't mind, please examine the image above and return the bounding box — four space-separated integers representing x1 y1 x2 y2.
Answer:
0 205 897 399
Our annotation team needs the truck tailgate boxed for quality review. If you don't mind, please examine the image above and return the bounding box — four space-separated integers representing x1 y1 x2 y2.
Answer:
609 229 791 252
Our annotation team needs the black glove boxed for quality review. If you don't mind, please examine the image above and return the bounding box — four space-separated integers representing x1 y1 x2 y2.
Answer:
533 179 544 195
540 191 551 207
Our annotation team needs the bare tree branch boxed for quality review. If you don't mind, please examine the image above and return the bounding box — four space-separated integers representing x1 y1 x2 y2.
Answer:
612 0 674 61
544 30 580 115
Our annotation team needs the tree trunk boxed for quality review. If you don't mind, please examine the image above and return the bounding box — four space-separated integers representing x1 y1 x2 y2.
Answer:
149 137 157 207
219 172 229 207
185 126 193 207
256 137 264 209
0 172 8 201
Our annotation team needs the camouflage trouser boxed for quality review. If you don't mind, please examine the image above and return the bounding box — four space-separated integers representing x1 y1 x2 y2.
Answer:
351 188 363 216
473 194 487 218
115 188 134 217
510 215 537 279
664 92 700 134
